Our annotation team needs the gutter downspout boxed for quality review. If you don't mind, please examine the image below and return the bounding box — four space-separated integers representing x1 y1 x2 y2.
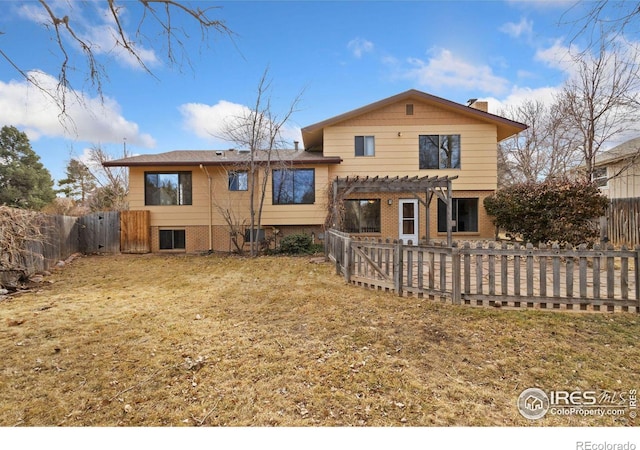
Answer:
199 164 213 253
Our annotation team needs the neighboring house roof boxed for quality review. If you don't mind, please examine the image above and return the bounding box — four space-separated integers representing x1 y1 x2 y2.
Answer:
595 137 640 167
103 149 342 167
301 89 528 150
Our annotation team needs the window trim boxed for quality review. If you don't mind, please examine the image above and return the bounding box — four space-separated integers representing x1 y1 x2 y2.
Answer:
144 171 192 206
272 168 316 205
355 135 375 157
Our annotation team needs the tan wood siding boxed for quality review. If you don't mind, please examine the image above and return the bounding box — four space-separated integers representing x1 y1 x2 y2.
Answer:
323 124 498 191
129 164 328 228
261 165 329 225
603 162 640 199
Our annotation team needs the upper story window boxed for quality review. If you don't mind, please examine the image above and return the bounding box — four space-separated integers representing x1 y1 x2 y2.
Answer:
406 104 414 115
419 134 461 169
228 170 248 191
272 168 315 205
355 136 375 157
145 172 192 205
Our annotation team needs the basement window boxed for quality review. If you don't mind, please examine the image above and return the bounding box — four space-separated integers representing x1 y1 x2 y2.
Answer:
159 229 186 250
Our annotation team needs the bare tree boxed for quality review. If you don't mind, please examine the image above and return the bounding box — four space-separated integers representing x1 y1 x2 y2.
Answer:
0 1 232 115
216 69 303 256
564 0 640 50
558 39 640 181
84 145 130 211
498 99 581 186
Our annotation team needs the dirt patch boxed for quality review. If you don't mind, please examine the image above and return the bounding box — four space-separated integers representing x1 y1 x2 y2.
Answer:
0 253 638 426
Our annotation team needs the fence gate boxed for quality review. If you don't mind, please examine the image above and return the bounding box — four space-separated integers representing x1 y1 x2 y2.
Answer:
120 210 150 253
78 211 121 254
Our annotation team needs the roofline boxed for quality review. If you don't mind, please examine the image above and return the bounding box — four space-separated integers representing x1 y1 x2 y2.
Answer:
302 89 527 133
103 156 343 168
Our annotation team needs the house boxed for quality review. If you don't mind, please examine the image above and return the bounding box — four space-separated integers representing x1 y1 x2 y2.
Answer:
592 137 640 246
592 136 640 199
104 89 527 253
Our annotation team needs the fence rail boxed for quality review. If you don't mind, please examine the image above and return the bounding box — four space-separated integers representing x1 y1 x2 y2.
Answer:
326 229 640 313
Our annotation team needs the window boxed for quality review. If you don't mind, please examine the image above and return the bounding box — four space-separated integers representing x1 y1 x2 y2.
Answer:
592 167 608 188
229 171 248 191
437 198 478 232
419 135 461 169
145 172 192 205
355 136 375 157
406 104 414 115
344 199 381 233
159 229 186 250
272 168 315 204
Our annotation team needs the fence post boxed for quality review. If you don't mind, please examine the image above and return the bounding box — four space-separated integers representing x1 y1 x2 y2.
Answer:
393 240 404 297
344 236 352 283
451 243 461 305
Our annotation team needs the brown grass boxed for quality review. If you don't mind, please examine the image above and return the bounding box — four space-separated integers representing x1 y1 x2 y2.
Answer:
0 253 638 427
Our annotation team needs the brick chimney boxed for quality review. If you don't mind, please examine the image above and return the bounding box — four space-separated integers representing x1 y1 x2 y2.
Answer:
468 100 488 112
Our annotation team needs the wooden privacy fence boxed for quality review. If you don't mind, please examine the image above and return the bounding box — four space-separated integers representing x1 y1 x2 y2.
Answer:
326 229 640 313
606 198 640 247
2 210 121 277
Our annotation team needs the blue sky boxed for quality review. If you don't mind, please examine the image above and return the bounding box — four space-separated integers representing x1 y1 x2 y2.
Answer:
0 0 613 184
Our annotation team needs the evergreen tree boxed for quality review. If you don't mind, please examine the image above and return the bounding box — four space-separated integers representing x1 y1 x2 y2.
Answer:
0 125 56 210
57 159 97 203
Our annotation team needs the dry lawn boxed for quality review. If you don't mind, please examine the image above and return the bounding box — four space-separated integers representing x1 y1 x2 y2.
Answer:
0 253 638 427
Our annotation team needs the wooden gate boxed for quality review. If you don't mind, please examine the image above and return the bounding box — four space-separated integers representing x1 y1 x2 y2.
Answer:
78 211 121 254
120 210 150 253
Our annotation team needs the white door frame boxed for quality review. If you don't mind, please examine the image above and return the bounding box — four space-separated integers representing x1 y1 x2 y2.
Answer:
399 199 419 245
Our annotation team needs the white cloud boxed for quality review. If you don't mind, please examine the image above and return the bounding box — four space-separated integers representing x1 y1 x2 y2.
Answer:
180 100 250 142
499 17 533 39
535 39 577 73
179 100 302 148
348 38 374 58
403 48 510 96
0 71 155 147
483 85 562 115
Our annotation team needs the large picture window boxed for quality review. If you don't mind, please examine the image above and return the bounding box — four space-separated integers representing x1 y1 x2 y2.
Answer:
145 172 192 205
343 199 381 233
437 198 478 232
419 135 461 169
272 169 315 205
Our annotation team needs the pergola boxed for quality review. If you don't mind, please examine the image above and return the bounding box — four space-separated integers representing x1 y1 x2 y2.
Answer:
332 174 459 246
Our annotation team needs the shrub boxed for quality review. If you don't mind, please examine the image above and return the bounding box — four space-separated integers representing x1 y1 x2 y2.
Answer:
278 233 314 255
484 178 609 245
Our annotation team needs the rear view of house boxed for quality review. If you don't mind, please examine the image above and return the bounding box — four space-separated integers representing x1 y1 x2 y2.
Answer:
105 89 526 253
